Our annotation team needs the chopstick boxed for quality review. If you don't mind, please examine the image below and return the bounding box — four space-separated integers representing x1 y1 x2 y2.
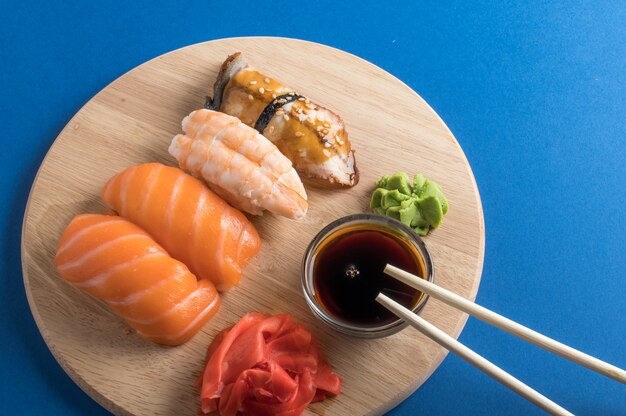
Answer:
383 264 626 384
376 293 574 416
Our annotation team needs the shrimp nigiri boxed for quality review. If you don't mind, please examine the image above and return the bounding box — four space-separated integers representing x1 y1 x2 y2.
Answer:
168 109 308 220
101 163 260 291
55 214 220 346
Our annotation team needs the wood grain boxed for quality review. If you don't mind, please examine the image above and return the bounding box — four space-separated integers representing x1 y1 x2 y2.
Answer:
21 37 485 416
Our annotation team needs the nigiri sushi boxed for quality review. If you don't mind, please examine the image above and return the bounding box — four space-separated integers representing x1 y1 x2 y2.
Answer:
54 214 220 346
207 52 359 188
169 109 308 220
101 163 260 291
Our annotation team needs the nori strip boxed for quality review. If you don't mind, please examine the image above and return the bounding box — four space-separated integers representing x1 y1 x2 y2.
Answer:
253 93 303 133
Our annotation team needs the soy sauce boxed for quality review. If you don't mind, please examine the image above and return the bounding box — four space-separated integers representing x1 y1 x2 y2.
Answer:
313 228 425 327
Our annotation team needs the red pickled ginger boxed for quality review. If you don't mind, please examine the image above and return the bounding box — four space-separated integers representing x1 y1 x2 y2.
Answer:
198 312 342 415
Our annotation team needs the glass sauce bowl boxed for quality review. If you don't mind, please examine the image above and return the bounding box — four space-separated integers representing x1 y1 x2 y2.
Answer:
302 214 434 338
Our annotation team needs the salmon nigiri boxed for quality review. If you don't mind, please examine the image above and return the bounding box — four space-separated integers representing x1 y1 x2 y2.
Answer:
54 214 220 346
168 109 308 220
101 163 260 291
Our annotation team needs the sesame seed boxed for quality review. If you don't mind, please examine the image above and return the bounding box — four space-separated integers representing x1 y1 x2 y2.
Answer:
322 128 329 134
289 92 295 96
249 80 257 85
295 132 304 137
264 77 270 83
266 88 272 91
283 114 290 121
323 122 331 128
269 125 275 133
317 126 323 131
259 87 265 94
298 97 305 101
306 103 314 109
323 149 332 157
248 94 254 100
324 142 331 148
272 94 277 99
276 109 284 115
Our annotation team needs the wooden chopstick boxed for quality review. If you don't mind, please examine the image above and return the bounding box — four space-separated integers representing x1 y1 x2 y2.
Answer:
376 293 574 416
384 264 626 385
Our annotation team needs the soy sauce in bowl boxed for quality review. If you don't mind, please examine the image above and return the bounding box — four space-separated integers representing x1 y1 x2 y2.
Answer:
314 229 423 326
302 214 434 338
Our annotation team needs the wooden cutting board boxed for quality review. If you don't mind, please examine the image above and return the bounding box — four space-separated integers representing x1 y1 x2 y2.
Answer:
22 37 484 416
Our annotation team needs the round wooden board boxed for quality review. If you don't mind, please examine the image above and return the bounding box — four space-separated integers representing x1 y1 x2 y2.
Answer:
22 37 484 416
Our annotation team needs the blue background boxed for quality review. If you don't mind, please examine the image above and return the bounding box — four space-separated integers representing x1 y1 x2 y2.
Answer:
1 1 624 415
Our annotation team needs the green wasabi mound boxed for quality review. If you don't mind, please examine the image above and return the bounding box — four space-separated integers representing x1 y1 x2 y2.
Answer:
370 172 448 235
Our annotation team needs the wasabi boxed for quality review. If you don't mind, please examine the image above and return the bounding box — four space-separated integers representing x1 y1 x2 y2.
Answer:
370 172 448 235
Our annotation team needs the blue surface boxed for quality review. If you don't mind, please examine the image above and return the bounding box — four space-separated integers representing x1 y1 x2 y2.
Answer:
1 1 625 415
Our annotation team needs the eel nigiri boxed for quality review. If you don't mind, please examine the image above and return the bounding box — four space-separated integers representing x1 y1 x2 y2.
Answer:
101 163 260 291
207 52 359 188
54 214 220 346
169 109 308 220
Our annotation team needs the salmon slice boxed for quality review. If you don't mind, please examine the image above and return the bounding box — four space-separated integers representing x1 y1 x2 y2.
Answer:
100 163 261 291
55 214 221 346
